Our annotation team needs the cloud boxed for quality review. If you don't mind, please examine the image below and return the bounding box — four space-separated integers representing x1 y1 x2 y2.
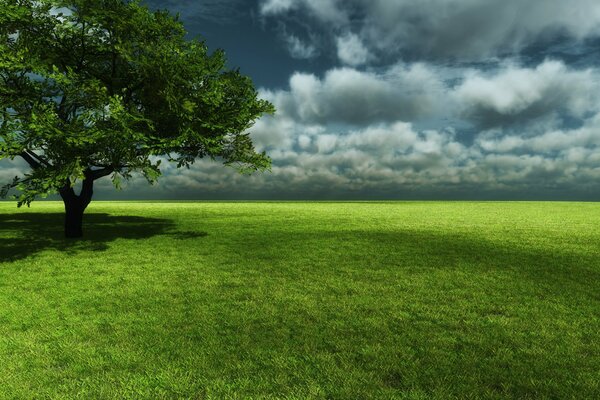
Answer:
243 119 471 193
336 33 373 66
260 0 296 15
284 34 318 59
228 60 600 198
0 160 26 182
476 113 600 154
454 60 598 129
261 63 446 125
259 0 600 61
9 107 600 200
130 110 599 199
0 158 29 198
261 0 346 24
5 50 600 200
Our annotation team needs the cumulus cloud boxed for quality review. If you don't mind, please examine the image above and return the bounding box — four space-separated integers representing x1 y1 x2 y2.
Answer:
261 63 446 125
476 113 600 154
336 33 373 66
4 57 600 200
231 60 600 198
260 59 600 131
455 60 598 129
117 111 599 199
5 1 600 201
0 159 30 198
223 118 472 194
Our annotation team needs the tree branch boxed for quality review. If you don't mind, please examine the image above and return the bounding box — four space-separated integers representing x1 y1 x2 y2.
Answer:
81 173 94 204
19 150 52 170
27 150 51 167
57 93 69 121
89 166 115 180
92 163 128 169
77 19 87 72
59 179 77 203
20 151 41 169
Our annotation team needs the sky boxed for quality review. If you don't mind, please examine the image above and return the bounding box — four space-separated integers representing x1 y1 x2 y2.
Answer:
3 0 600 200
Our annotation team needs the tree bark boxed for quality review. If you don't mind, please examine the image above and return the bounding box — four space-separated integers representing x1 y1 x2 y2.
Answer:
18 152 113 238
59 173 95 239
64 199 85 238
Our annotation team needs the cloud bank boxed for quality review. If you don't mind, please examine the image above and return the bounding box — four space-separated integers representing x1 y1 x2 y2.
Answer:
85 59 600 200
259 0 600 61
3 1 600 201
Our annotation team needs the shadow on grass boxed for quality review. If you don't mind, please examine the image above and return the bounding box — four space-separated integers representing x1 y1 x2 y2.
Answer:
0 217 597 397
0 212 208 262
382 230 597 288
232 228 600 300
109 228 599 398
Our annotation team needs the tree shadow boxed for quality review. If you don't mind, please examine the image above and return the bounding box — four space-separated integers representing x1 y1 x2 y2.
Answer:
0 212 208 262
1 215 597 397
389 230 596 298
106 228 598 397
229 227 600 302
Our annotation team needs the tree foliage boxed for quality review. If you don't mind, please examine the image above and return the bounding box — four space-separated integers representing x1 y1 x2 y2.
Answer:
0 0 274 206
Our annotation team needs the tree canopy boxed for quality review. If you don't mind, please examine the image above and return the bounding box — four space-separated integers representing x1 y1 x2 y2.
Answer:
0 0 274 211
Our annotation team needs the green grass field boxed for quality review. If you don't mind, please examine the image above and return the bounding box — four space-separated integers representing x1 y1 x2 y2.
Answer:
0 201 598 399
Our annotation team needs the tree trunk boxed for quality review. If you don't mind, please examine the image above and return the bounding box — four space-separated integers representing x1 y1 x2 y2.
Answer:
64 200 85 238
59 175 94 239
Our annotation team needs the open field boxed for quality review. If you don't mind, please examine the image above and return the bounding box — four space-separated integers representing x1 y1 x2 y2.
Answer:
0 201 598 399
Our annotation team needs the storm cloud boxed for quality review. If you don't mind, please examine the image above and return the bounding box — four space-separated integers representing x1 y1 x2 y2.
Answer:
259 0 600 61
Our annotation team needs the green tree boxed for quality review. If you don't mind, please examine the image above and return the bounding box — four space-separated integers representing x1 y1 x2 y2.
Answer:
0 0 274 237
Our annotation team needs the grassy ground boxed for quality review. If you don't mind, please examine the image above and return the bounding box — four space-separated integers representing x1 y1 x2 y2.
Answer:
0 201 598 399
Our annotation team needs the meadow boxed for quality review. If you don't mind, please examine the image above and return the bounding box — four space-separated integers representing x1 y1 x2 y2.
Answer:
0 201 598 399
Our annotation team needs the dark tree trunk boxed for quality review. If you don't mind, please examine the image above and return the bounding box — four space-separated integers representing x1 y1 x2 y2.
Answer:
59 174 94 239
18 153 113 240
64 200 85 238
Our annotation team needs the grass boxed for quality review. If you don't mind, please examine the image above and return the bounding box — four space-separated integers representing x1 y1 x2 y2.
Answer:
0 201 598 399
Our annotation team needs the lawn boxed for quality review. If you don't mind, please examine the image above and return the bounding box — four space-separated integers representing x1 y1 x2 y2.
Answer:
0 201 598 399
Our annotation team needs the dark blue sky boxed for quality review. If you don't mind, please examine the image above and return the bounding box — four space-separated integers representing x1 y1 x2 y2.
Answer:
143 0 328 89
3 0 600 200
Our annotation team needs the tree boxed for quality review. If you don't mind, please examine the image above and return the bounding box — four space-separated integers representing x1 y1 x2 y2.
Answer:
0 0 274 238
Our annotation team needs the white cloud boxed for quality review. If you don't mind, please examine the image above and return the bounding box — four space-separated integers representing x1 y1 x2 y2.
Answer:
14 108 600 200
260 0 600 61
262 0 346 24
260 0 296 15
336 33 373 66
284 34 318 59
476 113 600 154
6 58 600 200
262 63 446 125
455 60 598 128
236 60 600 197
